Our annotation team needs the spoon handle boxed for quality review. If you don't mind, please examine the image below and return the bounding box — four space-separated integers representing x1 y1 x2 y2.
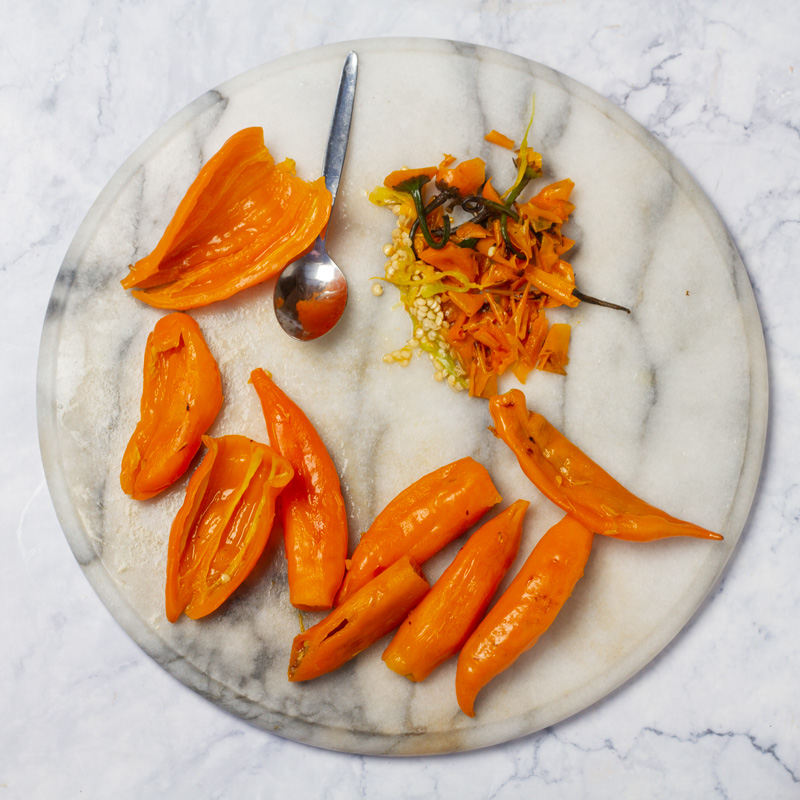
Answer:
321 51 358 207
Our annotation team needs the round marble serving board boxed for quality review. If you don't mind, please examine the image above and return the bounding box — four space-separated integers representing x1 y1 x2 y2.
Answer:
37 38 768 756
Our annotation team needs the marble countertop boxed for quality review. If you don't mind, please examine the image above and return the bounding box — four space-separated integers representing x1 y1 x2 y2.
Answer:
3 1 799 797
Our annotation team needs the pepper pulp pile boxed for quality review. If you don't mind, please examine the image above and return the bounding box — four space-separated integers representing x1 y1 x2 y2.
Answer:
369 117 628 398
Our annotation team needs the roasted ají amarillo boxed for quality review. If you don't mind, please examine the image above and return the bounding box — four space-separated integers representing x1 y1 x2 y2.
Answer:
489 389 723 542
165 434 294 622
120 312 223 500
121 127 331 310
456 514 594 717
249 368 348 611
288 555 430 682
370 110 628 397
383 499 528 682
335 456 502 605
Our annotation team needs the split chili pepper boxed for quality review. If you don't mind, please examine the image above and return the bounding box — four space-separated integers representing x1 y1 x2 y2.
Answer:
288 555 430 682
120 312 223 500
335 456 502 605
382 499 528 683
165 434 294 622
121 127 331 310
456 514 594 717
489 389 723 542
249 368 348 611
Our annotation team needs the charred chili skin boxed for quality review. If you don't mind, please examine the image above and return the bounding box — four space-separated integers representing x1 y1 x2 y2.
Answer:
456 514 594 717
249 368 348 611
335 457 502 605
489 389 723 542
382 499 528 683
120 312 223 500
288 555 430 682
165 434 294 622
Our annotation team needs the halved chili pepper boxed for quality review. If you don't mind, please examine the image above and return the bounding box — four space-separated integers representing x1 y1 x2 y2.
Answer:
489 389 723 542
456 514 594 717
288 555 430 682
382 499 528 682
335 456 502 605
249 368 348 611
120 312 223 500
165 434 294 622
121 127 331 310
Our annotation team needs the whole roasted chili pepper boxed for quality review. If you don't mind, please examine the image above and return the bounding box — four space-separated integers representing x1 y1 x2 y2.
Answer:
335 456 502 605
288 555 430 682
382 499 528 683
165 434 294 622
456 514 594 717
249 368 348 611
121 127 331 310
120 312 223 500
489 389 723 542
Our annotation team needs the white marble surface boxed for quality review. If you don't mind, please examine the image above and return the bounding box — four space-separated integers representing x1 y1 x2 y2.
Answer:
3 0 799 796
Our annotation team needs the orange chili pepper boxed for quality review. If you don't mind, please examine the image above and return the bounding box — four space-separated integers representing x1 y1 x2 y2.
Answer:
489 389 723 541
165 434 294 622
120 312 222 500
335 457 502 605
121 127 331 310
288 555 430 682
382 499 528 682
249 368 348 611
456 514 594 716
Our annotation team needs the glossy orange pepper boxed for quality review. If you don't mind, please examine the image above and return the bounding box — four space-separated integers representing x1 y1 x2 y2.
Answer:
536 322 571 374
382 499 528 682
120 312 223 500
456 514 594 716
383 165 438 190
249 368 348 611
489 389 723 542
165 434 294 622
288 555 430 682
335 457 502 605
121 127 331 310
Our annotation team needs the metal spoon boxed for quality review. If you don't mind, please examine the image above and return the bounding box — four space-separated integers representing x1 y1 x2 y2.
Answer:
273 51 358 340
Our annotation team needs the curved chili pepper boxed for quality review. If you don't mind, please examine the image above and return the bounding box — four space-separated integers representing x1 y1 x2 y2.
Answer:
335 457 502 605
165 434 294 622
249 368 348 611
121 127 331 310
382 499 528 683
489 389 723 542
456 514 593 716
288 555 430 682
120 312 223 500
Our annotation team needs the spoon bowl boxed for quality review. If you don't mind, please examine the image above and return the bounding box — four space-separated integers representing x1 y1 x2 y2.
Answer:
273 238 348 340
273 51 357 341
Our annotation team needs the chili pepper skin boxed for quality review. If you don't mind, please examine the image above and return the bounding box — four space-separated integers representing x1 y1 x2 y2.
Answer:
120 312 223 500
165 434 294 622
335 457 502 605
249 368 348 611
456 515 594 717
288 555 430 682
489 389 723 542
121 127 331 310
383 499 528 683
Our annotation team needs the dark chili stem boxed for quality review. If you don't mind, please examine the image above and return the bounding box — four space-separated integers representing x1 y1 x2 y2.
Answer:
573 288 631 313
407 186 451 250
